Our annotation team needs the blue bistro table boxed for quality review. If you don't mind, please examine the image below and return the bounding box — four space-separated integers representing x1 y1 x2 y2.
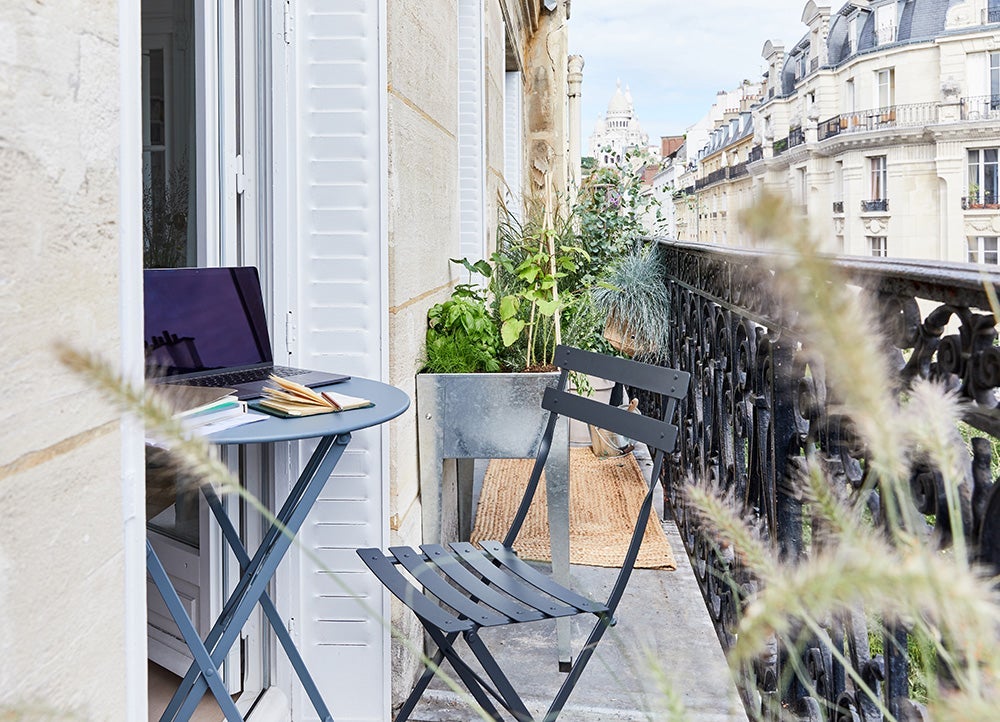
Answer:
147 377 410 722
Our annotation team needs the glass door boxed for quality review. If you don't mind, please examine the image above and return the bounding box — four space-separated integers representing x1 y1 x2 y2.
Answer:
143 0 271 709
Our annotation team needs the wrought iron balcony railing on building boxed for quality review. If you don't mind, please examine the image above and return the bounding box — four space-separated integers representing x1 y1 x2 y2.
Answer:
773 136 789 155
832 200 844 214
648 240 1000 721
817 102 940 140
728 162 748 180
861 198 889 212
962 189 999 209
987 8 1000 23
961 95 1000 121
787 126 805 149
748 145 764 163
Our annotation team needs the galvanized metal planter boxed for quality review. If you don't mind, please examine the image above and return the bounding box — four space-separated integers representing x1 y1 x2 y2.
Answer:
416 371 569 545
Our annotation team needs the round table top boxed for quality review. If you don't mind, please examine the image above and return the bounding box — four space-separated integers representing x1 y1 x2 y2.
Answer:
205 376 410 445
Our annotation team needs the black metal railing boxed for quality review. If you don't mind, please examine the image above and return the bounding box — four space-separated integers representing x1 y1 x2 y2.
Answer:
833 200 844 214
961 95 1000 121
773 137 789 155
788 126 805 149
963 189 999 209
810 57 819 73
861 198 889 212
650 240 1000 721
988 8 1000 23
817 103 940 138
695 168 728 190
748 145 764 163
728 162 748 180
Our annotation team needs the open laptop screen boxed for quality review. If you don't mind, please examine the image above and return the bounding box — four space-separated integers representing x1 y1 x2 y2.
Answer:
144 267 272 377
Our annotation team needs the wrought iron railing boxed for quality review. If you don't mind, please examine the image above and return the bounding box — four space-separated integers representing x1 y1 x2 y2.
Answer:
832 200 844 214
788 126 805 149
773 137 789 156
749 145 764 163
696 168 729 190
729 162 749 180
987 8 1000 23
810 57 819 73
963 189 999 209
650 240 1000 721
961 95 1000 121
817 103 940 138
861 198 889 212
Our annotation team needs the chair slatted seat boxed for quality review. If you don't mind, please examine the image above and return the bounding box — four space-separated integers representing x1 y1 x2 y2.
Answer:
358 345 690 721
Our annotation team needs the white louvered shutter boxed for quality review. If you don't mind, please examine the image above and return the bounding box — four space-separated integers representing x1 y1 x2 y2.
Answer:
289 2 389 720
458 0 487 262
504 71 523 219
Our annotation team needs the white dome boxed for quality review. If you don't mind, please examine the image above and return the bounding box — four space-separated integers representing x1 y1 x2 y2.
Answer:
608 80 629 115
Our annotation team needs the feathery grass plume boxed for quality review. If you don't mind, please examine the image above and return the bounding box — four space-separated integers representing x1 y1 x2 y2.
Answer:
640 653 691 722
903 380 972 560
798 452 861 548
56 344 499 721
740 193 914 536
734 536 1000 701
683 483 777 582
56 345 239 497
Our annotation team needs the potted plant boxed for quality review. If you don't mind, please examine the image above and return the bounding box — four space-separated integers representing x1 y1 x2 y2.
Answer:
592 243 671 361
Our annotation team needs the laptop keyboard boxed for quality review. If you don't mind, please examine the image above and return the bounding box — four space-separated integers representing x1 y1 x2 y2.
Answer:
182 366 310 388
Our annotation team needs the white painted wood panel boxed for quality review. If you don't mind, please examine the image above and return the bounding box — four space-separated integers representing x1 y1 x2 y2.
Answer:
458 0 487 262
287 1 389 719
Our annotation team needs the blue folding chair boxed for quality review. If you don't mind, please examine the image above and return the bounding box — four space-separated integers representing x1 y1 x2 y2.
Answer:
358 345 689 721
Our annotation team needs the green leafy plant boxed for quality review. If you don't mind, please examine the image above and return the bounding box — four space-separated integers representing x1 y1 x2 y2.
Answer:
424 258 501 373
491 199 590 369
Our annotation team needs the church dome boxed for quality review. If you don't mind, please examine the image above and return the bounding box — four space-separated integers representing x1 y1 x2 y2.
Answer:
608 81 629 115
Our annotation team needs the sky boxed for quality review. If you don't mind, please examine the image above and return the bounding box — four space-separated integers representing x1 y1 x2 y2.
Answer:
568 0 816 143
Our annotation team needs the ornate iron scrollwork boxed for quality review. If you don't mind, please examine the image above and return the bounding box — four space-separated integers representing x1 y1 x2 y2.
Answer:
655 241 1000 720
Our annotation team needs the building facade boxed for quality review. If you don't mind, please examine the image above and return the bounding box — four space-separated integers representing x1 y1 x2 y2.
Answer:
674 0 1000 263
1 1 571 719
670 82 763 244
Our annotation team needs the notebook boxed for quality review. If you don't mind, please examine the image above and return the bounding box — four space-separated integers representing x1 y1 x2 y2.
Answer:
144 266 349 400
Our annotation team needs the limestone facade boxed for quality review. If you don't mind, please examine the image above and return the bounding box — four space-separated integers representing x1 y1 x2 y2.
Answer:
677 0 1000 262
1 1 129 718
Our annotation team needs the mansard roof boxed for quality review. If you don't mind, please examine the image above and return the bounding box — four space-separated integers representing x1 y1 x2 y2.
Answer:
826 0 960 66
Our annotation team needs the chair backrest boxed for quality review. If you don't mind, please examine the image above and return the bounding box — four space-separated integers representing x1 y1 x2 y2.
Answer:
502 346 689 549
544 345 689 455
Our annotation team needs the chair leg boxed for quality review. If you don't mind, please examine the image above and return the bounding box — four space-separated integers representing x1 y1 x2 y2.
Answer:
464 630 534 722
397 627 505 722
544 614 615 721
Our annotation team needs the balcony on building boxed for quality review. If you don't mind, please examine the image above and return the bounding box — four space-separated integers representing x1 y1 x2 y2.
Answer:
861 198 889 213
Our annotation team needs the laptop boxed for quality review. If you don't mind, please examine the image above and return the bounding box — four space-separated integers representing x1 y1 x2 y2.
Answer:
144 266 349 400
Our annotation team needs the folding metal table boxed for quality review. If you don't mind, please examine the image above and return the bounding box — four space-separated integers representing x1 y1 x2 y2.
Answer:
147 377 410 722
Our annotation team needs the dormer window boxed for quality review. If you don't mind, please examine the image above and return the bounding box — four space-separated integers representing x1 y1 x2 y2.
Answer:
849 16 858 54
875 3 896 46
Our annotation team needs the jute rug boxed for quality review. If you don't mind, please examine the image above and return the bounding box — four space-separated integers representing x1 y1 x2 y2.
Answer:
471 448 676 570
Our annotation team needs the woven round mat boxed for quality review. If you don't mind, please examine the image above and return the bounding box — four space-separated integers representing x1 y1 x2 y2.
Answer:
471 448 676 570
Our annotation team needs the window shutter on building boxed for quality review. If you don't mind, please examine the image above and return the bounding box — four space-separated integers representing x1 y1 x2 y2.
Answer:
968 52 988 100
290 2 389 719
458 0 487 262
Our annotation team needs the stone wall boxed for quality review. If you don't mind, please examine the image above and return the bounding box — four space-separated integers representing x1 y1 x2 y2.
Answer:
0 1 127 719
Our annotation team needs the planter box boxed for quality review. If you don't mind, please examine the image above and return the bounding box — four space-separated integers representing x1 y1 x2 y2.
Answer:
416 371 570 547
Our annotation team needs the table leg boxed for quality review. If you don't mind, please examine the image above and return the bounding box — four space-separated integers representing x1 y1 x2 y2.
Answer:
163 434 348 722
146 541 244 722
201 484 333 721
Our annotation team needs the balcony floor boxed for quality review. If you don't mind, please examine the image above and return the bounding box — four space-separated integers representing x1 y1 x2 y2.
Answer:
409 449 747 722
